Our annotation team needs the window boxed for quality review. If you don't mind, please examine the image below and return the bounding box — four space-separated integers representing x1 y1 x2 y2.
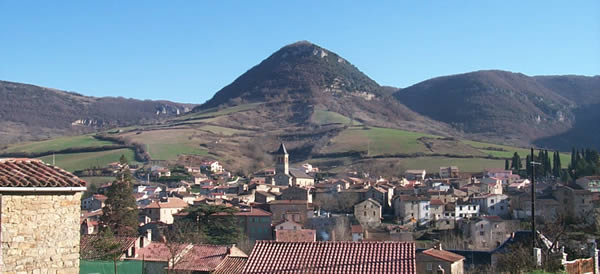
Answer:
491 206 495 210
373 211 376 216
411 213 414 217
364 212 367 216
500 206 504 210
446 220 450 225
426 263 432 271
480 231 485 236
491 199 495 203
459 206 463 210
480 224 483 229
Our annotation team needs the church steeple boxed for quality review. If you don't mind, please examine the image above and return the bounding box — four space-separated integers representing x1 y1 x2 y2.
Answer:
275 143 289 175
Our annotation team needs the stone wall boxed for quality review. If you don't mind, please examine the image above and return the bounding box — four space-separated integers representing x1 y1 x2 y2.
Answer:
1 192 82 274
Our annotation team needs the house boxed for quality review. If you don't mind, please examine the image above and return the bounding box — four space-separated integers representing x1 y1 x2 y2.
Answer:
82 193 108 211
80 218 100 235
172 244 248 273
479 177 503 195
0 158 87 273
80 234 139 260
365 185 393 208
275 228 316 242
201 160 224 173
552 185 595 222
394 195 431 226
460 216 520 250
243 241 416 273
484 168 516 184
128 242 247 274
453 200 480 220
269 199 314 224
472 194 510 217
508 179 531 192
151 166 171 178
351 225 364 241
576 176 600 192
354 198 382 228
280 185 312 203
440 166 460 179
143 197 189 224
228 207 273 241
512 196 560 222
417 245 465 274
405 169 426 181
255 190 279 203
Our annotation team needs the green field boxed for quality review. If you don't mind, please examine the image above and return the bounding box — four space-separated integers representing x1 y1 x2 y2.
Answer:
311 109 356 125
396 156 505 173
323 126 436 155
123 129 208 161
37 148 137 172
465 140 571 165
1 135 114 154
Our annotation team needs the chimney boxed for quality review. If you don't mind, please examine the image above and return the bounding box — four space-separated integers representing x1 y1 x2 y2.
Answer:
141 229 152 248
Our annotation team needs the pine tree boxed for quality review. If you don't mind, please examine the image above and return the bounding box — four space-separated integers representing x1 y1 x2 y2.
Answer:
505 159 510 170
101 156 139 236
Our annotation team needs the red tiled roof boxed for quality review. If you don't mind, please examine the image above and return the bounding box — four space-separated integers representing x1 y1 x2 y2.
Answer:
80 234 137 260
351 225 363 234
421 248 465 262
133 242 189 262
144 197 189 209
233 208 272 217
429 199 444 206
172 244 229 271
244 241 416 273
275 229 316 242
214 256 247 274
0 158 86 188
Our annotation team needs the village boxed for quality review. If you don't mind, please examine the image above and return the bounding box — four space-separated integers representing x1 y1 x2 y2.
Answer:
66 143 600 273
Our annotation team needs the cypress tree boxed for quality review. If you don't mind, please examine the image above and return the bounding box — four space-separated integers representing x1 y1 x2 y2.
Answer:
555 151 562 177
505 159 510 170
511 152 522 170
100 155 139 236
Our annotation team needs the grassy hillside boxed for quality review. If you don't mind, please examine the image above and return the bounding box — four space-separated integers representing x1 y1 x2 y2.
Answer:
120 129 208 161
37 148 137 172
0 135 114 154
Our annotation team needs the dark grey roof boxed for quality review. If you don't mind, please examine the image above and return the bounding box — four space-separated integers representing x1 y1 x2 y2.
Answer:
289 168 313 179
276 143 288 154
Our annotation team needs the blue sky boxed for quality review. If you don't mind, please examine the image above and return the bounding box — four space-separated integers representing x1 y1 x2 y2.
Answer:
1 1 598 103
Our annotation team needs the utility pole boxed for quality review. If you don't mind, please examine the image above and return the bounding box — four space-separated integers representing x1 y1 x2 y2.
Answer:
530 148 542 265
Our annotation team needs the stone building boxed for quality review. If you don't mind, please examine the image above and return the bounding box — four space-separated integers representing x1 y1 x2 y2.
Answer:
0 158 86 273
417 246 465 274
354 198 382 228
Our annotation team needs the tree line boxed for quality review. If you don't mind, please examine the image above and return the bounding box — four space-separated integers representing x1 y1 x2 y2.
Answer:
504 147 600 182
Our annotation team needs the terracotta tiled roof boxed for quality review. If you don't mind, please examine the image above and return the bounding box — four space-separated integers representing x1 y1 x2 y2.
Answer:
80 234 137 260
275 229 316 242
144 197 189 209
214 256 247 274
421 248 465 262
232 208 272 217
133 242 190 262
429 199 444 206
92 194 108 201
172 245 229 271
0 158 86 188
244 241 416 273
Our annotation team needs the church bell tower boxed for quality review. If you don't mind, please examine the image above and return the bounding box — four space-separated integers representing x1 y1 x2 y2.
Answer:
275 143 289 175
